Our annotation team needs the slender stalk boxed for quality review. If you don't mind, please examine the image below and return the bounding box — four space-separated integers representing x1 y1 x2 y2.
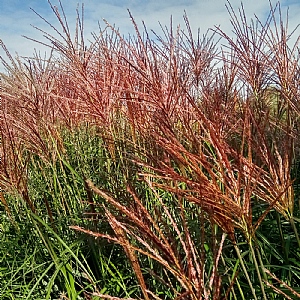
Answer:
256 246 276 300
233 244 258 300
290 217 300 250
249 241 267 300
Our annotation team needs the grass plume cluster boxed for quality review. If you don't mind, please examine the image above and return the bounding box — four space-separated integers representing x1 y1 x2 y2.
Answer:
1 1 300 299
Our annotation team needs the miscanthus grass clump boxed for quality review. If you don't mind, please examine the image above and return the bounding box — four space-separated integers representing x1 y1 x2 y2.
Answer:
1 1 300 299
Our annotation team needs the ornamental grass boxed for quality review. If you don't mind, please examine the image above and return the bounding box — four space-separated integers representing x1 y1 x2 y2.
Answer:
1 1 300 299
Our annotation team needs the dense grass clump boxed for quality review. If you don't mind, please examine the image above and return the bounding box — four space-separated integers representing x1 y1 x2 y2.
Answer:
1 1 300 299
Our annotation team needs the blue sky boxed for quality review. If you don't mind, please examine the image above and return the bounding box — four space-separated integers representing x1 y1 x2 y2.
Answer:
0 0 299 62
